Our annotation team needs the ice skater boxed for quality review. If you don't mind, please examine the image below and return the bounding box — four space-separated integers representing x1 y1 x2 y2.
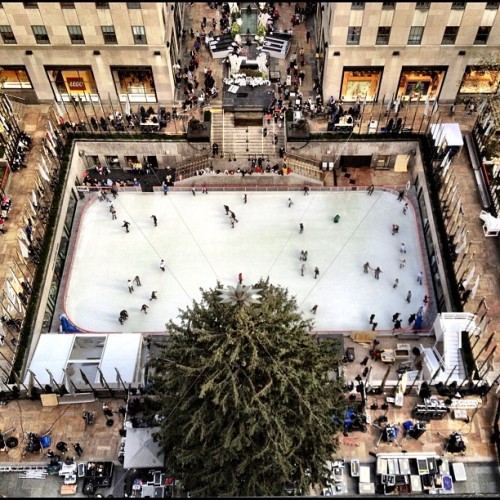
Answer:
119 310 128 324
300 250 306 261
403 203 408 215
122 220 130 233
363 262 371 274
367 184 375 195
423 295 429 304
406 290 412 303
417 271 423 285
288 198 294 208
160 259 166 272
314 267 319 279
301 263 305 276
243 194 247 204
299 223 304 234
111 207 117 220
392 224 399 235
399 259 406 269
150 291 157 300
134 275 141 287
238 272 243 284
151 215 157 226
303 186 310 195
229 211 238 222
392 278 399 289
191 186 196 196
374 267 382 279
392 312 400 322
311 305 318 314
202 184 208 194
397 189 405 201
369 314 375 324
224 205 230 215
393 319 402 332
400 243 407 253
408 313 416 325
127 280 134 293
141 304 149 314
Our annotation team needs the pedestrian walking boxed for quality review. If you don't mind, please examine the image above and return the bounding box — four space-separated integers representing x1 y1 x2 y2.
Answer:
367 184 375 195
273 134 278 145
393 319 402 332
73 443 83 458
301 263 305 276
397 189 405 201
150 291 157 300
191 186 196 196
103 403 113 417
299 223 304 233
134 275 142 287
111 207 117 219
399 259 406 269
417 271 423 285
406 290 412 303
363 262 371 274
392 312 400 322
314 267 319 279
122 220 130 233
393 278 399 289
311 304 318 314
374 267 382 279
160 259 166 272
238 272 243 284
127 280 134 293
369 314 375 324
243 194 247 204
400 243 407 253
141 304 149 314
224 204 230 215
306 30 311 43
403 203 408 215
288 198 294 208
151 215 157 226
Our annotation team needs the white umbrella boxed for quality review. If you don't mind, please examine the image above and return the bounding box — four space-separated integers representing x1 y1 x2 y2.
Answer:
471 274 481 299
28 199 37 217
38 164 50 182
423 94 430 116
31 190 38 208
386 93 394 113
18 228 30 246
18 239 30 260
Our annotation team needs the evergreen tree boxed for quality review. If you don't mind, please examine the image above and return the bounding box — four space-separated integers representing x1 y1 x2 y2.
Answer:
150 278 345 497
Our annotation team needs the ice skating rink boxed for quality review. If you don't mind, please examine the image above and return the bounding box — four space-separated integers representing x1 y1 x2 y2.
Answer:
63 189 430 333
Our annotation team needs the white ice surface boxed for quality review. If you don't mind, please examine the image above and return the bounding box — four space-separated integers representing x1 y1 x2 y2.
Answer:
63 190 430 333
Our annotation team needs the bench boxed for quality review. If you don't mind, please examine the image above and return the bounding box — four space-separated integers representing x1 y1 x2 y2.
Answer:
464 133 492 210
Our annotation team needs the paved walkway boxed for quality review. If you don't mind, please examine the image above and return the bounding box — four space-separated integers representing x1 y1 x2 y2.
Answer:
0 3 497 491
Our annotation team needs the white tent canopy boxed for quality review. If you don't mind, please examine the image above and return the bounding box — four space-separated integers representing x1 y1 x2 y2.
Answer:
430 123 464 150
123 427 165 469
24 333 144 388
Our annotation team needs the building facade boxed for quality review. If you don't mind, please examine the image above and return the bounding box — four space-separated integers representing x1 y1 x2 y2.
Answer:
316 2 500 104
0 2 185 105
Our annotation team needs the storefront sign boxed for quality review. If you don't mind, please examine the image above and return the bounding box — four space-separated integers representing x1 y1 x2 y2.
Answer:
66 77 86 91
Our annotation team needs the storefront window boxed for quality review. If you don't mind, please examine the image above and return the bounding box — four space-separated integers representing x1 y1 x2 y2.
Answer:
111 66 157 103
45 66 98 102
397 66 446 102
459 66 499 95
341 67 383 102
0 66 33 89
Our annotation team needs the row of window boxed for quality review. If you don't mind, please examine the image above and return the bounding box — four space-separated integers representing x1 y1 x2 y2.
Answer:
348 25 491 45
0 2 141 9
351 1 499 10
0 24 147 45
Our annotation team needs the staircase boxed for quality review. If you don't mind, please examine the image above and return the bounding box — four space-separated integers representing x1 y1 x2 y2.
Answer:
441 328 466 381
210 109 286 162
